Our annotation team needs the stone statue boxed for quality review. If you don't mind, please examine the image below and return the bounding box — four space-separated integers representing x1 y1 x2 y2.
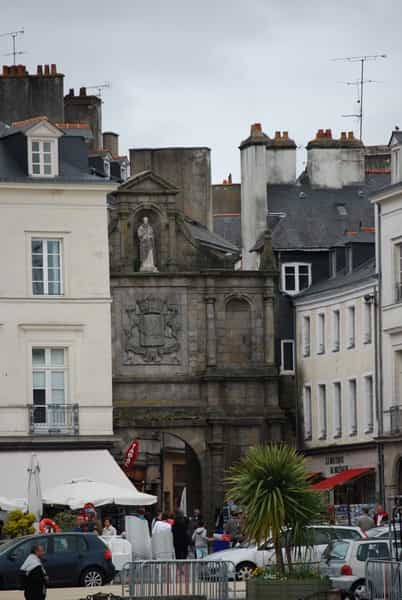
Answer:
137 216 158 272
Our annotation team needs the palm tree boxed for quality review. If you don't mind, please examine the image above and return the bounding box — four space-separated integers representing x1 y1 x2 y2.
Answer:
226 444 323 575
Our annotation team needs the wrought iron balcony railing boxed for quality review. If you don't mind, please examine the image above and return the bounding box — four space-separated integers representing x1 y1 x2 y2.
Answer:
28 403 79 435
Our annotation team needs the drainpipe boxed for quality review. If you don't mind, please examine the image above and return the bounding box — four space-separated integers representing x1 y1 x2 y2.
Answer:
293 298 301 451
375 202 385 504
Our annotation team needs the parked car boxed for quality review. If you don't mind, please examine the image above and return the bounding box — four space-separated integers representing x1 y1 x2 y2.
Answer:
204 525 365 581
366 525 390 539
320 538 392 599
0 532 115 590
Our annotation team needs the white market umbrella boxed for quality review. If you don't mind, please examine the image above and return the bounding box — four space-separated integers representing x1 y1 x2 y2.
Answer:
179 486 187 516
27 454 42 520
43 478 157 510
0 496 27 512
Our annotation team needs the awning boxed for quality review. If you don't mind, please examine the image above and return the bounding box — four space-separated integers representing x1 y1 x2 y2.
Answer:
312 468 374 491
0 450 156 510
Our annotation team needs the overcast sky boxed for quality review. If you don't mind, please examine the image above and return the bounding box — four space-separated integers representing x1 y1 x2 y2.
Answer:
2 0 400 181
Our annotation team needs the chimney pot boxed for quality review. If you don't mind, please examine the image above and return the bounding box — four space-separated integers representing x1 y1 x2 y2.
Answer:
228 173 232 184
325 129 332 138
275 131 281 139
79 86 87 96
340 131 347 140
37 65 43 76
348 131 354 140
44 64 50 75
317 129 324 138
282 131 289 140
68 88 74 96
51 64 57 75
2 65 9 76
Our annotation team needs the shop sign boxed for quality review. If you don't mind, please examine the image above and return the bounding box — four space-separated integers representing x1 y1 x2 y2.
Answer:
123 439 140 471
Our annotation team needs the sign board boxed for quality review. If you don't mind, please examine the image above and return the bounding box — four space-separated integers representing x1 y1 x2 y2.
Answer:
123 439 140 471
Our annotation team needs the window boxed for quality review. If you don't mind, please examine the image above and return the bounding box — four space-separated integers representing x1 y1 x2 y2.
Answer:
329 251 337 278
333 382 342 438
302 316 311 357
32 348 66 430
281 263 311 295
303 386 312 440
53 535 87 554
121 165 127 180
395 243 402 302
104 160 110 178
364 375 374 434
356 543 390 562
363 301 372 344
9 537 49 562
318 384 327 440
349 379 357 436
336 204 348 216
29 138 57 177
347 306 356 349
281 340 295 373
332 310 340 352
31 239 62 295
395 350 402 405
317 313 325 354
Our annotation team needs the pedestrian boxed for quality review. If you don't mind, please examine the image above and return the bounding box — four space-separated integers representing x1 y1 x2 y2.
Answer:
172 511 190 559
19 544 48 600
152 512 175 559
357 505 375 532
192 519 209 558
102 518 117 537
374 504 389 527
188 508 202 537
224 508 242 546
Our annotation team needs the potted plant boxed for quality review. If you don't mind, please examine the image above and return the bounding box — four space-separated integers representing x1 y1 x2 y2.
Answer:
226 444 330 600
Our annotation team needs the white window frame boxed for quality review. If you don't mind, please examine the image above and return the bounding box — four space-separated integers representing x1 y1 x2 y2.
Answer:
363 374 374 434
317 313 325 355
394 242 402 303
281 262 312 295
280 339 295 374
347 305 356 349
28 137 59 177
348 378 358 436
303 385 312 441
332 309 340 352
302 316 311 357
318 384 327 440
333 381 342 438
31 238 63 296
32 347 68 431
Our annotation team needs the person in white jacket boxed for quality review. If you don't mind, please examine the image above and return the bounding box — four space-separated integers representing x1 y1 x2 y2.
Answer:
152 512 175 559
192 520 209 559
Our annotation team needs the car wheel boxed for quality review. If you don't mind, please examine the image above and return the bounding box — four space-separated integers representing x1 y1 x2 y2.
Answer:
351 579 366 599
236 561 256 581
80 567 105 587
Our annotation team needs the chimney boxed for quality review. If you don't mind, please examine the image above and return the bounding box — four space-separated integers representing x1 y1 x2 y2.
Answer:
37 65 43 76
306 129 364 188
103 131 119 157
79 87 87 96
266 129 297 184
44 64 50 75
51 64 57 76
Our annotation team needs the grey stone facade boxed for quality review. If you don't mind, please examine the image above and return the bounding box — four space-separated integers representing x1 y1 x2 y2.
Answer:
109 170 287 521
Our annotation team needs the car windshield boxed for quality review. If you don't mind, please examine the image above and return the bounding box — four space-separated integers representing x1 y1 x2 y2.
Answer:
323 541 350 561
0 539 19 555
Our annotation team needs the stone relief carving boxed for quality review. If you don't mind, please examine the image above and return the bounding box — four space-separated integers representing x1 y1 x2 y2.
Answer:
123 297 180 364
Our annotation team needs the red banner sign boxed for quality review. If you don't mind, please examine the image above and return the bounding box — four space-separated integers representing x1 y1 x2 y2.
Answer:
123 439 140 471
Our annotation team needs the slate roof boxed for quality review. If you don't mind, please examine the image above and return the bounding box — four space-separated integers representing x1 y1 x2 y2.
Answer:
389 130 402 145
185 218 240 254
294 258 376 301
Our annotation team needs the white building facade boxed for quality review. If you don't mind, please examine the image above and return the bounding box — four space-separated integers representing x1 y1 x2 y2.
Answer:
0 118 116 446
294 260 378 504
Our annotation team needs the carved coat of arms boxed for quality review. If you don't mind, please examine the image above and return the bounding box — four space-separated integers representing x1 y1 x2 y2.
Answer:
124 297 180 364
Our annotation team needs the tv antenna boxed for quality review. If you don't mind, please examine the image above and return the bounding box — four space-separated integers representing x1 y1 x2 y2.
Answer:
332 54 387 141
86 82 111 98
0 28 25 65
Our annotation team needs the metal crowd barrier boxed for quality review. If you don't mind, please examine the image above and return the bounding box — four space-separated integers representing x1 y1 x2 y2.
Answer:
366 559 402 600
121 559 236 600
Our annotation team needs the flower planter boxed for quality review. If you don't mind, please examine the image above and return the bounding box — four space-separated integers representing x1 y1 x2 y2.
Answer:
247 577 331 600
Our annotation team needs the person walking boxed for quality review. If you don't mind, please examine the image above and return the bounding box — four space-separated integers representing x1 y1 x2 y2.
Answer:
152 512 175 559
192 519 209 558
20 544 48 600
172 512 190 559
374 504 389 527
357 506 375 532
102 518 117 537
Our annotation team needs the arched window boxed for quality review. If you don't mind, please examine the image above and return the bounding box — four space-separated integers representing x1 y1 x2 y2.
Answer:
223 299 251 365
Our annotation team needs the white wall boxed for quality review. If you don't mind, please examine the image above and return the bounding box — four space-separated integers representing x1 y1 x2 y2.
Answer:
0 182 115 437
266 148 296 184
296 282 376 448
307 147 365 188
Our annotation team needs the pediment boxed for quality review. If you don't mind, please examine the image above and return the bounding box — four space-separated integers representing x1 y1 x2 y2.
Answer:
26 120 63 138
117 170 179 195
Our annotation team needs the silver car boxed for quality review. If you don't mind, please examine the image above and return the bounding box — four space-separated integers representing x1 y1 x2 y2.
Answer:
320 538 391 598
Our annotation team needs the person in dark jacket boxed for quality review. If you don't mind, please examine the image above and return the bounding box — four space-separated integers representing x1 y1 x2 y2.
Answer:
20 544 48 600
172 511 190 559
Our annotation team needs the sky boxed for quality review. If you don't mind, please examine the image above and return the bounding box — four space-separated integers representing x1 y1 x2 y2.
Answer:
2 0 401 181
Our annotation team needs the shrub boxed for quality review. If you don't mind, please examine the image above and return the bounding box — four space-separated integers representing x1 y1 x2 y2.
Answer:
3 510 36 538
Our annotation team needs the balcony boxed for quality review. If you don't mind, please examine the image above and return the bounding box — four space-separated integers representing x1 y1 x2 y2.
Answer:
28 404 79 435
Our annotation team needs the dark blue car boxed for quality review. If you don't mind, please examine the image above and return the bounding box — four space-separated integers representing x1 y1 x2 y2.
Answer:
0 532 115 589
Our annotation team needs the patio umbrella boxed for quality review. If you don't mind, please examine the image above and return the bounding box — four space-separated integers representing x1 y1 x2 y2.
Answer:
43 478 157 509
27 454 43 520
0 497 27 511
179 486 187 516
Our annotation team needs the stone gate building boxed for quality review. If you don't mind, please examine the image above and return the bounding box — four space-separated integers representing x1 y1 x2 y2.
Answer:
108 152 288 521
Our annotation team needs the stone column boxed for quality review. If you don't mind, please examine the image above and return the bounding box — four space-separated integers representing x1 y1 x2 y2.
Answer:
263 279 275 365
207 420 226 521
205 281 217 367
119 204 130 263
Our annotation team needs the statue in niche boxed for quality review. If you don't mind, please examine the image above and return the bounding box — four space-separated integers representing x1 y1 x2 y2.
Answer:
137 216 158 272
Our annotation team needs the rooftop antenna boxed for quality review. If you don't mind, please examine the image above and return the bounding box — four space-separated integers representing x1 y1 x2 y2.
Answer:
0 28 25 65
86 82 111 98
332 54 387 141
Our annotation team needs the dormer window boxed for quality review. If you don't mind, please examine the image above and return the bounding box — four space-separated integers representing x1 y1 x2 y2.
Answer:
103 160 110 178
29 138 58 177
281 262 312 295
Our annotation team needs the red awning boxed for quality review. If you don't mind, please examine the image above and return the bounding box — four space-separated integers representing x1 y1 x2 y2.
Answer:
312 468 374 491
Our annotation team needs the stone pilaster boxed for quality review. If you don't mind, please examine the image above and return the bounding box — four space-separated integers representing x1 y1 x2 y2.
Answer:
167 208 177 271
205 280 217 367
263 279 275 365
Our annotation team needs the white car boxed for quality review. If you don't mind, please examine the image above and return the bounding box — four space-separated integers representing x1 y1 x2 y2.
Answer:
205 525 365 581
320 538 392 598
366 525 390 539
